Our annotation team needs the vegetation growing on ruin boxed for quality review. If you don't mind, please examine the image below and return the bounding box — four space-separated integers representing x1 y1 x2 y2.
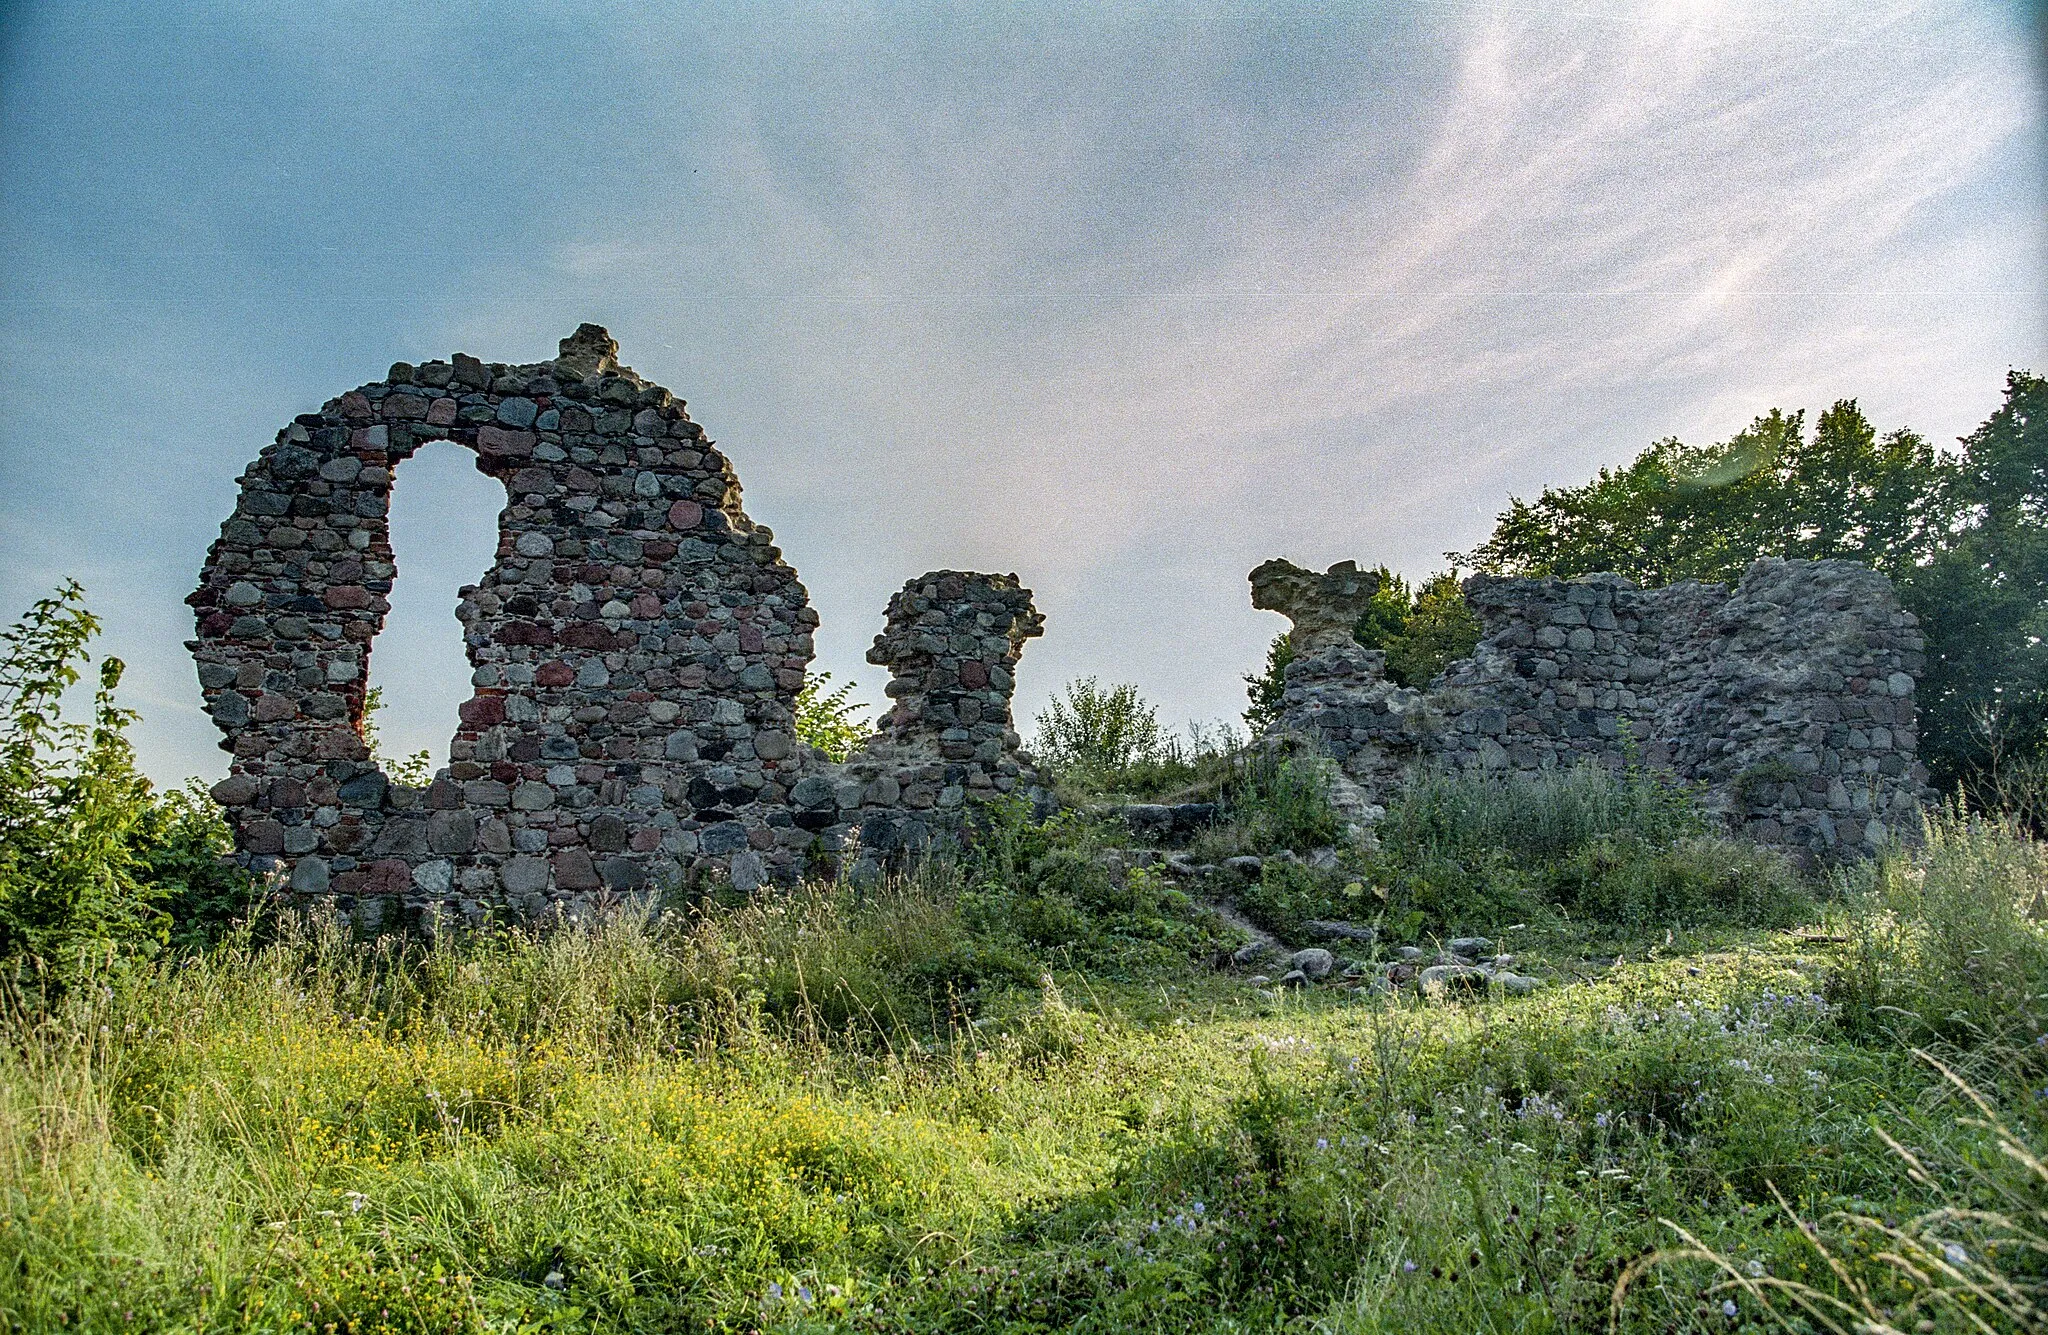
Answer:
794 672 873 763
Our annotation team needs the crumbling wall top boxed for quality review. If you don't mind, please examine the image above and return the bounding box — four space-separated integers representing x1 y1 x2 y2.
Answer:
1249 559 1382 654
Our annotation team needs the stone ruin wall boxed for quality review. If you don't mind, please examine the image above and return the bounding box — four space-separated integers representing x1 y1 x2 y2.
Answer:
1255 557 1930 862
189 326 1042 929
188 322 1932 929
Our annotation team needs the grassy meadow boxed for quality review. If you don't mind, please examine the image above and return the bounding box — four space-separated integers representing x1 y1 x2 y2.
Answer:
4 765 2047 1335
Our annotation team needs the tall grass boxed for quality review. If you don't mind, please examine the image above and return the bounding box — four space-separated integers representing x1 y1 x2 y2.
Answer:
0 893 1081 1332
1831 809 2048 1047
1376 762 1708 861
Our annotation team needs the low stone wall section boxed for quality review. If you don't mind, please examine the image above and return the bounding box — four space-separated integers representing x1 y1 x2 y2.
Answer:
1257 557 1930 861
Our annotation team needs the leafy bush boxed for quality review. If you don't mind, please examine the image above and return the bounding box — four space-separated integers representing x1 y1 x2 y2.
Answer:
134 780 258 952
1353 569 1484 689
1198 754 1349 859
1035 678 1163 775
1034 679 1240 800
963 798 1225 976
1237 859 1367 942
1033 676 1168 791
0 583 167 981
795 670 872 763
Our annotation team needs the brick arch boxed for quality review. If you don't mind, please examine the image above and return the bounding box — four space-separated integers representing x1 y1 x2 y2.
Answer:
189 325 819 925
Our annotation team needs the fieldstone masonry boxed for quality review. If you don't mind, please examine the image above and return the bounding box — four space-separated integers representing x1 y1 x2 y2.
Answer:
1255 557 1930 862
190 326 1042 926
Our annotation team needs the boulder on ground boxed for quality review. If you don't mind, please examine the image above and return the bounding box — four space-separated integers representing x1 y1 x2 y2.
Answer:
1419 963 1489 993
1288 947 1336 980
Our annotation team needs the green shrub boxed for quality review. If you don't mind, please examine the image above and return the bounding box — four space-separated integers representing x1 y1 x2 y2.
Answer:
0 583 168 982
1031 679 1247 803
963 802 1226 976
794 670 872 763
135 779 259 951
1236 860 1378 941
1201 755 1348 858
1034 678 1166 784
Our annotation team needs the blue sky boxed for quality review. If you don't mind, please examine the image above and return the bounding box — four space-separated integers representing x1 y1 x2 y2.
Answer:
2 0 2042 787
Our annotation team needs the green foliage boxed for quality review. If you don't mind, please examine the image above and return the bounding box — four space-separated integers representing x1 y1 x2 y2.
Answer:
1032 679 1240 801
1352 568 1484 688
1034 677 1165 780
1236 858 1359 942
360 684 433 787
0 582 167 981
1242 633 1294 733
1461 400 1949 587
1377 762 1709 861
4 811 2046 1333
1911 371 2048 805
793 670 872 762
1198 754 1349 859
1355 765 1808 938
964 797 1226 976
1622 1049 2048 1335
135 779 258 951
1243 570 1482 731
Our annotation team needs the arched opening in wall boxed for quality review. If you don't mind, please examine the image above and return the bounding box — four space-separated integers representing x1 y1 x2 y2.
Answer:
361 440 505 783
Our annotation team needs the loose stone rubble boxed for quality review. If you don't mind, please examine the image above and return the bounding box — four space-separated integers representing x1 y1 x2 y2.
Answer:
1252 557 1930 861
189 326 1041 927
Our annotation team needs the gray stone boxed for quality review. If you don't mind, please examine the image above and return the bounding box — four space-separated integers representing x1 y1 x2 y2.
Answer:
699 821 750 854
427 810 477 855
210 774 258 806
790 776 838 808
1288 947 1336 980
1419 964 1490 992
501 856 551 895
